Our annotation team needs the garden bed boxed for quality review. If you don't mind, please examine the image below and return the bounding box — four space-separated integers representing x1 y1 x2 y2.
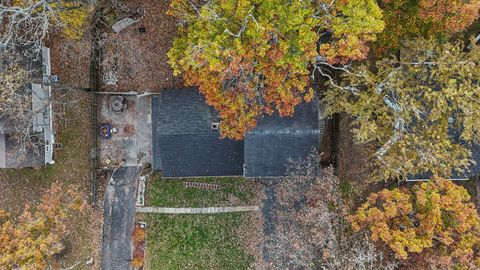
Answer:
131 222 147 270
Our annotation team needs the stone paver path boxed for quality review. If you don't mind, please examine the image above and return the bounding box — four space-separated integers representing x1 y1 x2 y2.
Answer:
136 206 259 214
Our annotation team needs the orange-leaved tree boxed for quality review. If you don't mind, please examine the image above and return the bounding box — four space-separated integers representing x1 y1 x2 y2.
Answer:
349 179 480 269
0 183 86 269
418 0 480 33
167 0 384 139
376 0 480 53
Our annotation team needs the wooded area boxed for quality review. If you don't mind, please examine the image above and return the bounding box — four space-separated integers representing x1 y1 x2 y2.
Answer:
1 0 480 269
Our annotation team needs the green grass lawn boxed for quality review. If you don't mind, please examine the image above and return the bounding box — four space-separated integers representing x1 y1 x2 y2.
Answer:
146 175 258 207
144 213 253 270
142 176 259 269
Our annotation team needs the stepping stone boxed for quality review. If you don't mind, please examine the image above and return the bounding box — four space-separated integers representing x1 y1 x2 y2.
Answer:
112 17 137 33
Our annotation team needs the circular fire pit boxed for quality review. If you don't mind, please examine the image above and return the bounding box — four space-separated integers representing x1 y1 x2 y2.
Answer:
110 96 127 112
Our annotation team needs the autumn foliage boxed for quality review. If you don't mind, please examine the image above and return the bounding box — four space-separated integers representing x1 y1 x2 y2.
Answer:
326 38 480 180
349 179 480 269
376 0 480 52
0 57 29 121
10 0 91 40
54 2 91 40
130 225 146 269
0 184 85 269
168 0 384 139
418 0 480 33
319 0 384 64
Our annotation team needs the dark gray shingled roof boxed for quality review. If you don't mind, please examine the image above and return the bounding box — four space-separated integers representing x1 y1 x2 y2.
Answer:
152 89 244 177
244 98 321 177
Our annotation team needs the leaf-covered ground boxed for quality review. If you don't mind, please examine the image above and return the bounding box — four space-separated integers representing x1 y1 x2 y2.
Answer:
101 0 184 92
0 92 102 269
335 113 390 206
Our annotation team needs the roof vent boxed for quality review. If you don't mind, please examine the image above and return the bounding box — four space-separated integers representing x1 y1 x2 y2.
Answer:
211 123 219 130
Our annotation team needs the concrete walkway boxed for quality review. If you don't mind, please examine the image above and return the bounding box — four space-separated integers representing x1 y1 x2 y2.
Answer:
136 206 259 214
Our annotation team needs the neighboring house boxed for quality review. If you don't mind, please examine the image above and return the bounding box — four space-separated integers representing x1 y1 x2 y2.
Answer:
152 89 324 178
0 46 54 168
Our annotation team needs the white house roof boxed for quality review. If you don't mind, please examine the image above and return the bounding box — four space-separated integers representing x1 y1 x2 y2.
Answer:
0 46 54 168
40 46 54 165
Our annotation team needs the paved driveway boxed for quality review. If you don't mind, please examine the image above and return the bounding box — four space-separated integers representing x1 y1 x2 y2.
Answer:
101 166 139 270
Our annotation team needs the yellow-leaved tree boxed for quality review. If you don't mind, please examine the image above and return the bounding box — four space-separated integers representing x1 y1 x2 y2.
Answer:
326 38 480 180
349 179 480 269
52 1 92 40
0 183 85 269
1 0 92 56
